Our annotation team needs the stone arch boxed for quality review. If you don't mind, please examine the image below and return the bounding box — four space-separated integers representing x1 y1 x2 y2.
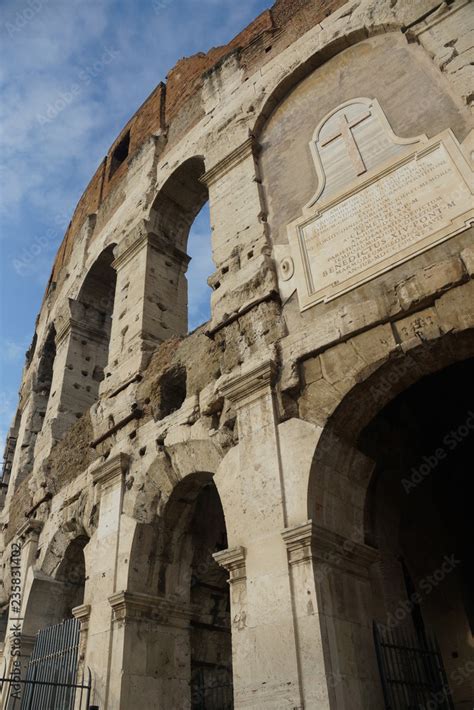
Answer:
22 531 89 639
308 328 474 535
304 327 474 709
73 243 117 398
122 461 233 709
127 437 226 592
252 26 400 139
147 155 212 331
10 325 57 489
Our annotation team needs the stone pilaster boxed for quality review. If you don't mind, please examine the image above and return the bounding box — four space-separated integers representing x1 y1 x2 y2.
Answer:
17 520 44 579
218 356 305 709
213 547 248 705
282 521 381 710
104 224 190 394
72 603 91 673
83 453 129 710
108 591 193 709
202 138 278 331
33 297 112 467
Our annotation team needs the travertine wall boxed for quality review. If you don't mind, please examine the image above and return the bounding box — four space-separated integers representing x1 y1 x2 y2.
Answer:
1 1 473 708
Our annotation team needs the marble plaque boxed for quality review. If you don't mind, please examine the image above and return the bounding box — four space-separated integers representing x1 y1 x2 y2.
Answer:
286 104 473 310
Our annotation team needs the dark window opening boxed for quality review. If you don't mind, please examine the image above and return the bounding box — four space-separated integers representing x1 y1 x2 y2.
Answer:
55 536 88 618
36 325 56 412
157 365 187 419
109 131 130 179
25 332 37 367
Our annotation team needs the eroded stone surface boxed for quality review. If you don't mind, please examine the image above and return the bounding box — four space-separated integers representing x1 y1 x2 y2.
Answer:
1 1 473 709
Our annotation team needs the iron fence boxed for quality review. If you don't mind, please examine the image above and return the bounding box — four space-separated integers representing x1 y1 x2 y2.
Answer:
0 618 92 710
373 622 454 710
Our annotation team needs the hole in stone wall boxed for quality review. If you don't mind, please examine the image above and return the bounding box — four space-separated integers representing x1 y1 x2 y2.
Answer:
109 131 130 179
158 365 187 419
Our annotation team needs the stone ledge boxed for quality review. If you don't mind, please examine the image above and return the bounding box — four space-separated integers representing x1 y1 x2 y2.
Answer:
213 546 247 583
108 591 192 626
282 520 379 578
90 453 130 489
219 357 277 408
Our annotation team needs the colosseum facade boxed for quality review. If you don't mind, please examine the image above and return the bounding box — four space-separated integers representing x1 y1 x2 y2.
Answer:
1 0 473 708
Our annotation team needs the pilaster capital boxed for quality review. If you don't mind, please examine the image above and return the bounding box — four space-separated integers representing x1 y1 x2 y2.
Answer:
108 591 192 627
90 453 129 491
213 546 247 584
16 519 43 544
219 357 277 408
9 633 36 651
201 136 261 187
112 226 189 271
282 521 379 578
55 298 105 347
281 521 316 566
72 604 91 629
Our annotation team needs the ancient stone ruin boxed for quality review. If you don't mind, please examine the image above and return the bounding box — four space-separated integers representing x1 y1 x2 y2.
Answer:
1 0 473 708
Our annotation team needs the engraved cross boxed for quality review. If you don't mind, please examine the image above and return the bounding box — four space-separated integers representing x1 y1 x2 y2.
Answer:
320 110 371 176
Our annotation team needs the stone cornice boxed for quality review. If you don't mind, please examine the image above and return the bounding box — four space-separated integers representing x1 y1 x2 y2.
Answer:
55 317 106 348
147 231 191 265
72 604 91 624
201 136 261 187
16 519 43 543
91 453 129 490
213 546 247 583
113 230 189 271
108 591 192 626
219 358 277 408
282 521 379 578
9 633 36 648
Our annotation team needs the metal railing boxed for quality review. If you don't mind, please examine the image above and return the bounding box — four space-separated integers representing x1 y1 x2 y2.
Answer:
373 622 454 710
0 618 92 710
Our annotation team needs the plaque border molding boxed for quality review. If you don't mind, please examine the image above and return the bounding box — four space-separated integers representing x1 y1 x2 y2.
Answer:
287 128 473 310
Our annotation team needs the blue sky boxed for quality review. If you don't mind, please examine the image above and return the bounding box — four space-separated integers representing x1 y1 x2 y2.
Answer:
0 0 270 451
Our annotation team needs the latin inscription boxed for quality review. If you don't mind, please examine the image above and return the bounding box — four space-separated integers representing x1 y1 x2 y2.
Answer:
298 142 471 302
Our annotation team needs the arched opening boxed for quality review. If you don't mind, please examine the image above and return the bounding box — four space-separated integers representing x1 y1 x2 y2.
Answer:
359 359 473 709
149 157 212 333
12 325 57 487
36 324 57 422
307 344 474 710
15 536 89 708
74 244 116 411
160 474 232 709
23 535 88 638
125 473 233 708
54 535 88 619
